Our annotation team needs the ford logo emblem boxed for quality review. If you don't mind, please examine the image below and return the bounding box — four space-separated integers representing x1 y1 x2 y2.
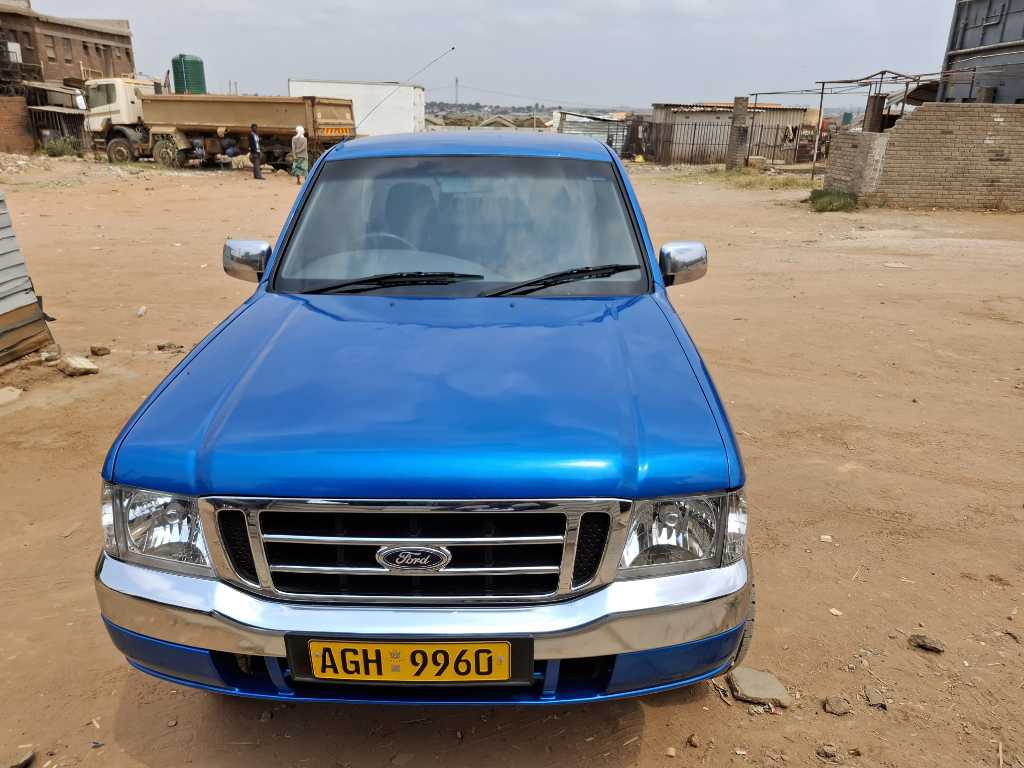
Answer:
376 545 452 572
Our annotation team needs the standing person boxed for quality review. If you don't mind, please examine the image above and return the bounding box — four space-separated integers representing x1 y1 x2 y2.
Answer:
249 123 264 180
291 125 309 186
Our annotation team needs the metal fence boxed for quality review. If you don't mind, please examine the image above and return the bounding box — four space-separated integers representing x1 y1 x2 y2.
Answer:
646 120 732 164
745 120 802 165
640 117 804 166
28 108 87 153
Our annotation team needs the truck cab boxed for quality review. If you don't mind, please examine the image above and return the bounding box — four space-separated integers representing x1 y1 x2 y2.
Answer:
85 77 159 162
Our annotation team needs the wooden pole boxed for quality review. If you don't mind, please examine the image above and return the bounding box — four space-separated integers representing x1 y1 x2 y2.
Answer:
810 82 826 181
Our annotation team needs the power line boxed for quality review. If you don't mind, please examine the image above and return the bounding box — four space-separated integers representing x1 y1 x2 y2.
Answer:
357 45 456 130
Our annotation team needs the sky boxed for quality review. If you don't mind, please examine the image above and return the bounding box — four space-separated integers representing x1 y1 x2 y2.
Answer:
40 0 954 110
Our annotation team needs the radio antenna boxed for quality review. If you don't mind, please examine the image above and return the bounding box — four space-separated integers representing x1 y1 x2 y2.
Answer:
356 45 456 131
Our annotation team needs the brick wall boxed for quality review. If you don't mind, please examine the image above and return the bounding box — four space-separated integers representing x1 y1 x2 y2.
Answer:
0 97 34 155
826 104 1024 211
827 133 889 197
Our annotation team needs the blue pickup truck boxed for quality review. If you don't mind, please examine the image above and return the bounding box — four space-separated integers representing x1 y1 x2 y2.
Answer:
95 132 752 704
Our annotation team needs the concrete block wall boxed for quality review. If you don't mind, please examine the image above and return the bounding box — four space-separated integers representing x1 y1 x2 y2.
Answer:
827 133 889 197
0 97 34 155
827 104 1024 211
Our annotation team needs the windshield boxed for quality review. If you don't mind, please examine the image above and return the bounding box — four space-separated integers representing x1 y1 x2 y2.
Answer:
273 155 647 296
86 83 116 109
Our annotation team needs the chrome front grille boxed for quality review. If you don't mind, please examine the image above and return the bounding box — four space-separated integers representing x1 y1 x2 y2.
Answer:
200 498 629 604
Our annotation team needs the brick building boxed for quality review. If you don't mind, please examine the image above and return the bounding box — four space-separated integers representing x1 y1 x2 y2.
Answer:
0 0 134 84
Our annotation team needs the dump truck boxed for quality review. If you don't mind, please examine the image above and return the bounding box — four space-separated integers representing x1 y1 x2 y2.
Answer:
85 77 355 168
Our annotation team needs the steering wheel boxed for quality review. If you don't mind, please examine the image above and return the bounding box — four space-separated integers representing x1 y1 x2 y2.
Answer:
356 232 417 251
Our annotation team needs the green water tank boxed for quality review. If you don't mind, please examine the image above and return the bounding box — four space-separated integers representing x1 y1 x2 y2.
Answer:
172 54 207 95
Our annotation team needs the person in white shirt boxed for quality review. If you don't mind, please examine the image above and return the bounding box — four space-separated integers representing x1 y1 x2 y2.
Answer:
291 125 309 186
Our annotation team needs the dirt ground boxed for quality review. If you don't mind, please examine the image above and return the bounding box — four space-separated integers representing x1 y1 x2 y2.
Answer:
1 155 1022 768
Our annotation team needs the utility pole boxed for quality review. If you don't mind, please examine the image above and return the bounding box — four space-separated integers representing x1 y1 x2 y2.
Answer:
455 76 459 106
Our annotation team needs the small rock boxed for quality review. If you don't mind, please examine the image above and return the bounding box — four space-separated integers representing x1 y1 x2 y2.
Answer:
40 343 61 362
908 633 945 653
829 608 844 617
664 747 677 758
687 734 700 749
90 741 103 749
0 386 23 406
823 695 852 716
864 687 886 709
56 356 99 377
137 306 147 318
816 744 841 763
820 534 833 543
6 751 34 768
90 345 111 357
258 710 272 722
167 719 177 728
734 748 748 756
157 342 184 352
727 667 792 708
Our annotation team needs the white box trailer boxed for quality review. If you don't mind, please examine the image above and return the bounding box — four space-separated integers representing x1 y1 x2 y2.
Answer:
287 79 425 137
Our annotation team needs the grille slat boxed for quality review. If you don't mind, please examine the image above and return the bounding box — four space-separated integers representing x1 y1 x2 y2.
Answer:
262 534 565 546
268 564 562 576
273 572 560 598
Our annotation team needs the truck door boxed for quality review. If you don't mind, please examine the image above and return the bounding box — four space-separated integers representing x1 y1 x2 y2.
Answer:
85 82 119 133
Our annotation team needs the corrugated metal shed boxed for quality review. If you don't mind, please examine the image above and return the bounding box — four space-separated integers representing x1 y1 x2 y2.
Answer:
0 190 53 365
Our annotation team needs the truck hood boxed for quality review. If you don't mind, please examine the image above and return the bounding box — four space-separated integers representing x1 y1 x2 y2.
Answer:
110 292 733 499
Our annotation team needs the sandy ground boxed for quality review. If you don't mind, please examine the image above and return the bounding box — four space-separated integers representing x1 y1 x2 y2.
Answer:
0 156 1022 768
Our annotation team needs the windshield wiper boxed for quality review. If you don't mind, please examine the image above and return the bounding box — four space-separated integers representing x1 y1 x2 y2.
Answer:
302 272 484 295
481 264 641 297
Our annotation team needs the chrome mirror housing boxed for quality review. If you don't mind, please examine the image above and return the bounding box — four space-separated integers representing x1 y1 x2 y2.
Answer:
223 240 272 283
659 242 708 287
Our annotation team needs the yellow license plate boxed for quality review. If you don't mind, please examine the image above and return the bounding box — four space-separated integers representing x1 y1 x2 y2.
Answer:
308 640 512 683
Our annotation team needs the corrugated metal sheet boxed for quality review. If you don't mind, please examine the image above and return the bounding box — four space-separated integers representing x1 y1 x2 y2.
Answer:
554 113 628 154
0 189 53 364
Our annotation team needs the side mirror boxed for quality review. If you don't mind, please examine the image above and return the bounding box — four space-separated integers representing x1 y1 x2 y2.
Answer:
659 242 708 287
223 240 271 283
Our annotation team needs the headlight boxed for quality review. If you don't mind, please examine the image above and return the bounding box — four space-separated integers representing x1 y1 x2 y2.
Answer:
618 490 746 577
100 482 212 575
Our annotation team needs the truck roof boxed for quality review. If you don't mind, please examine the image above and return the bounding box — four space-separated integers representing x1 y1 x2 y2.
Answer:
326 132 613 162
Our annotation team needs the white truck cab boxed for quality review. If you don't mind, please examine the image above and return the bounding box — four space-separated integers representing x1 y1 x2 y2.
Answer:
85 78 160 162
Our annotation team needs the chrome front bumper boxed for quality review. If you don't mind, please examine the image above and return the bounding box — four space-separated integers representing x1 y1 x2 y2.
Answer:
95 554 751 659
